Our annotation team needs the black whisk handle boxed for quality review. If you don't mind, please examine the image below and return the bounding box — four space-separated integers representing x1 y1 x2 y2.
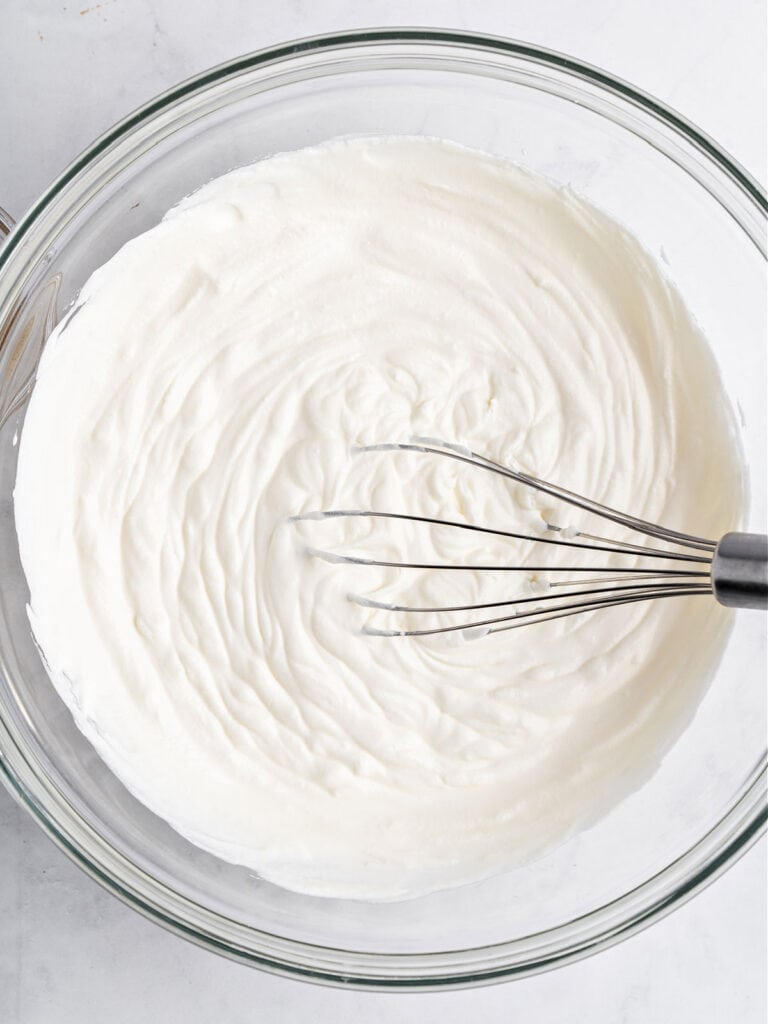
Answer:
712 532 768 610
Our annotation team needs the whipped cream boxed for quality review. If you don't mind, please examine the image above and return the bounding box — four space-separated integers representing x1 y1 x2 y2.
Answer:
14 138 742 899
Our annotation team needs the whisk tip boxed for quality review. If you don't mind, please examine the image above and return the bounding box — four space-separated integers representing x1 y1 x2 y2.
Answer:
288 511 326 523
348 592 385 609
408 435 474 458
362 625 406 638
305 545 345 564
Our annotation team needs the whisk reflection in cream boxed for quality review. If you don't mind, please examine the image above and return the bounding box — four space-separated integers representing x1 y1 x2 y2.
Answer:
294 439 768 637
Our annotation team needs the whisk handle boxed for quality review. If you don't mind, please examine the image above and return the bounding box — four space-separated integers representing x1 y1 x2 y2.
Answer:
712 532 768 610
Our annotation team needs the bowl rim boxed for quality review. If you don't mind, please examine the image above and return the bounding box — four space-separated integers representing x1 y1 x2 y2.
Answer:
0 27 765 990
1 26 766 260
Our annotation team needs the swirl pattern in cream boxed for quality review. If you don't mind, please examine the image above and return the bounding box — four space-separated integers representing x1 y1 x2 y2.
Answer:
14 138 741 898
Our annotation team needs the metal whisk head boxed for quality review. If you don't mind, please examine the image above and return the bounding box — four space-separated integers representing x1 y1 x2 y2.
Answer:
292 439 767 637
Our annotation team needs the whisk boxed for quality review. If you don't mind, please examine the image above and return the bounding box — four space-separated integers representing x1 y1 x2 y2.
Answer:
294 439 768 638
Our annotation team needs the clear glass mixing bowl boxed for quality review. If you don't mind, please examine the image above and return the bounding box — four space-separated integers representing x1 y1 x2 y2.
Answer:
0 30 765 989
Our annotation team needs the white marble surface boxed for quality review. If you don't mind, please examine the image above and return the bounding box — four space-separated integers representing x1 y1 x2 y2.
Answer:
0 1 766 1021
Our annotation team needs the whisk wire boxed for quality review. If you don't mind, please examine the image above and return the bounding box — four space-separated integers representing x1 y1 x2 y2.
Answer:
362 587 713 638
297 509 711 563
356 441 717 551
349 579 712 616
306 546 710 577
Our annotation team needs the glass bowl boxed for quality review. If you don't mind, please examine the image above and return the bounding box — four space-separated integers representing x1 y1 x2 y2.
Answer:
0 30 765 989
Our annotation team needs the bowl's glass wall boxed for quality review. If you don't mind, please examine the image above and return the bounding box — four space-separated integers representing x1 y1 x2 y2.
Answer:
0 38 765 983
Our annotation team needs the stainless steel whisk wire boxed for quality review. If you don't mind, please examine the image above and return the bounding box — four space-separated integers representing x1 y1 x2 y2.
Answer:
293 439 768 638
